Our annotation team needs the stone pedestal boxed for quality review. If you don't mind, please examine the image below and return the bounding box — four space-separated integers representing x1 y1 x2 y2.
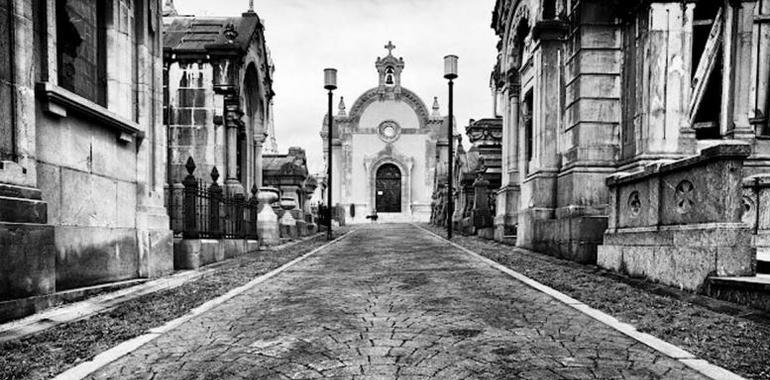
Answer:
279 196 298 239
279 211 298 239
494 185 519 241
257 205 280 246
257 187 280 246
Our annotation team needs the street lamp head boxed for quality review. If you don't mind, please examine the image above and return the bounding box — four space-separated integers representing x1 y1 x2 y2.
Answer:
443 55 458 80
324 68 338 90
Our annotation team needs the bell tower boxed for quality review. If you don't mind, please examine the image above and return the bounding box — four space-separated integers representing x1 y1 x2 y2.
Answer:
376 41 405 95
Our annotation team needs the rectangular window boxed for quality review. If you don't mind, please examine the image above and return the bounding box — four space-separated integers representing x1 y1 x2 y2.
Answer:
690 3 723 139
56 0 106 106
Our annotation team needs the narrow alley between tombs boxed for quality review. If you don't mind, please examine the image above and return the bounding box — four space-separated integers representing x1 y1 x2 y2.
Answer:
84 225 705 380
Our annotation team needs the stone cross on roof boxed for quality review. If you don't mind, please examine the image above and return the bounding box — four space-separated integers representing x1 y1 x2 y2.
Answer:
385 41 396 55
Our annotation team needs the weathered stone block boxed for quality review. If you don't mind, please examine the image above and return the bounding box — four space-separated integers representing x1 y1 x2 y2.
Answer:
596 245 622 271
0 223 55 301
59 168 118 227
138 229 174 278
200 239 224 266
0 195 47 224
174 238 200 269
222 239 241 259
54 226 139 290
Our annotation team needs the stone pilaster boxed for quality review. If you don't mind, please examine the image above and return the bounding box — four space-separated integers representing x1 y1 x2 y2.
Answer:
0 1 55 305
135 0 172 279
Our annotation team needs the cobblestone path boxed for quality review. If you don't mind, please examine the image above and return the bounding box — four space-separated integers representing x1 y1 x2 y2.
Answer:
88 225 705 379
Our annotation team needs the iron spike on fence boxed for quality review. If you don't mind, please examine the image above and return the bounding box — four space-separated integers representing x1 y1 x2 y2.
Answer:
209 166 223 238
182 157 198 238
249 183 259 239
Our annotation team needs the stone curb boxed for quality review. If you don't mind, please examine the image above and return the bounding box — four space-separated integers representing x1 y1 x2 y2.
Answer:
0 269 214 343
51 231 354 380
414 224 746 380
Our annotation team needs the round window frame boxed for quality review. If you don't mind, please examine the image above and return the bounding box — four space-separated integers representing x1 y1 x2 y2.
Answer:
377 121 401 143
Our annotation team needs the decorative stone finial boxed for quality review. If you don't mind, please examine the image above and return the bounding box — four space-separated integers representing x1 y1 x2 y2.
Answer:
185 156 196 175
338 97 346 116
248 0 254 12
223 23 238 43
432 97 440 116
211 166 220 183
163 0 178 17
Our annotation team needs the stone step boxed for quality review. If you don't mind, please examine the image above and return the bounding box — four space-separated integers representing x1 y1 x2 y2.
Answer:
704 274 770 312
756 250 770 274
0 278 148 325
501 235 517 246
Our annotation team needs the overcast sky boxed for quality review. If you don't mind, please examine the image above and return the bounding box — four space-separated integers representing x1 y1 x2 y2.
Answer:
176 0 499 173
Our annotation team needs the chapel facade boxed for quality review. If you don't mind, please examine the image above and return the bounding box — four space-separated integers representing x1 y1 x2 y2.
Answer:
321 43 449 223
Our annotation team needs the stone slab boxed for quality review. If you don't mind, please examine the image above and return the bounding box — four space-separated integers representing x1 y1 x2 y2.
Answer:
0 223 55 302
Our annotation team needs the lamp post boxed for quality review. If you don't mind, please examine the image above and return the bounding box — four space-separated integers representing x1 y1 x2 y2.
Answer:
444 55 458 239
324 68 337 241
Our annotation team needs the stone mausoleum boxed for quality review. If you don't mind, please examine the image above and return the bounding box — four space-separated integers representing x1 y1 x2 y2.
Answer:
322 42 450 223
163 1 275 195
490 0 770 290
0 0 171 320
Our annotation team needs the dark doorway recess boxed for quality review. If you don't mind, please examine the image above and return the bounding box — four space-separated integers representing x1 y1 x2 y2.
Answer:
376 164 401 213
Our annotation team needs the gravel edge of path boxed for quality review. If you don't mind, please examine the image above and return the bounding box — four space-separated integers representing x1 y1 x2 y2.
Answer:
0 229 351 380
419 224 770 380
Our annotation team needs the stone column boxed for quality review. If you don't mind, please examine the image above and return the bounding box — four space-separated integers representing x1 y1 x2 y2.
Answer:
751 0 770 134
640 2 698 153
224 100 244 195
254 137 264 188
726 1 758 139
494 74 521 241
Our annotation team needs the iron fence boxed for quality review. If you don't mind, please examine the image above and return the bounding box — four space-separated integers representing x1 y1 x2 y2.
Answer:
166 157 258 240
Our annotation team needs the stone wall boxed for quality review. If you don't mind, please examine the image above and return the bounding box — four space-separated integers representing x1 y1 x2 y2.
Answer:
598 142 754 290
1 1 172 311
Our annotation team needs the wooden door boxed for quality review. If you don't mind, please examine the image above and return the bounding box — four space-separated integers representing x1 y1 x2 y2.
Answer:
375 164 401 213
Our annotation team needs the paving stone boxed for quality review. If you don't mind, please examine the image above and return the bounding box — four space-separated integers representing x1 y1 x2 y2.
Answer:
87 225 706 379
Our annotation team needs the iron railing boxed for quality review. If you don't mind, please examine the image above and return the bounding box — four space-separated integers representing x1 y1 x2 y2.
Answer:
166 157 258 240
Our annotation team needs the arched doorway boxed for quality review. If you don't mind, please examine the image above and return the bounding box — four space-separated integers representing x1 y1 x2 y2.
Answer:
242 62 264 188
375 164 401 212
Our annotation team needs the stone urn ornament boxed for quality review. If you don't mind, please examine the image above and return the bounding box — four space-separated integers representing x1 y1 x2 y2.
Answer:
256 187 281 246
279 196 298 239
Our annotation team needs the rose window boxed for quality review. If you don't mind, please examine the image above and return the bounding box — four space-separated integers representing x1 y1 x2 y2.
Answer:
378 121 401 143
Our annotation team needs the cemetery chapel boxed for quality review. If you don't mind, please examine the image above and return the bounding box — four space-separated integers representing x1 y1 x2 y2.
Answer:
322 42 450 223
